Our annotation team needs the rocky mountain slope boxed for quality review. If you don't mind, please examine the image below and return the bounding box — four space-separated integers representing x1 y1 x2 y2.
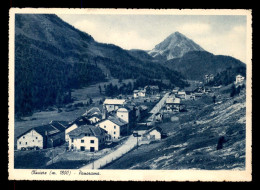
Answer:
148 32 205 61
104 85 246 170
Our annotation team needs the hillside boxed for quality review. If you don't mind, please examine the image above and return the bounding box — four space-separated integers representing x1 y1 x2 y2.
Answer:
148 32 205 61
15 14 187 116
164 51 246 81
104 85 246 170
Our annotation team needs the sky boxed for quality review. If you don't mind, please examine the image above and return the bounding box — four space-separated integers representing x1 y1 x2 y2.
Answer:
57 13 248 63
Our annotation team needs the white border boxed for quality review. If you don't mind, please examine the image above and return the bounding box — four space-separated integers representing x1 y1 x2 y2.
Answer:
8 8 252 181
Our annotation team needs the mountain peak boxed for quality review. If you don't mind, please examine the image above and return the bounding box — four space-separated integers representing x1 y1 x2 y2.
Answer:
148 31 205 61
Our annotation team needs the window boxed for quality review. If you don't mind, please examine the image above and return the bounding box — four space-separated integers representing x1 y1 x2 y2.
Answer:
23 136 25 139
25 142 27 145
85 133 87 136
19 142 21 145
71 138 74 143
81 140 84 143
32 140 34 142
104 126 106 128
114 132 116 134
36 137 38 139
90 140 94 144
114 126 116 129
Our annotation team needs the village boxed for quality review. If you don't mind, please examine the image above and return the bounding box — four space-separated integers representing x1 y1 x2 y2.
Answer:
14 74 246 169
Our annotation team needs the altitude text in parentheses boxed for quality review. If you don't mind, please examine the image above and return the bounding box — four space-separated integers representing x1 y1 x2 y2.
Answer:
49 170 57 175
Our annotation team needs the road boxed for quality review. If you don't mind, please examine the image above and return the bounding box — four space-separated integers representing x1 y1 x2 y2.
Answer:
81 92 169 169
80 135 139 169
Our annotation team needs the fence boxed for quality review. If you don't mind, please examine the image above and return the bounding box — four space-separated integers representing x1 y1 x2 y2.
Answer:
81 135 139 169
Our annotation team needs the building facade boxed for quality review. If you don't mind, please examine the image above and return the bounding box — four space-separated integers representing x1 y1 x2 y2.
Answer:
67 125 106 152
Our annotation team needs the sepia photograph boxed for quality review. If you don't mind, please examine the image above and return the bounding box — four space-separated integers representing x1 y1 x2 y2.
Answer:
8 8 252 181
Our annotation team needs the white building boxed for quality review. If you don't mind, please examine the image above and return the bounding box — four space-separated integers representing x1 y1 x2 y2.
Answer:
116 107 129 123
133 89 146 98
17 129 44 150
96 116 128 141
65 117 90 142
177 91 186 99
103 99 126 112
17 122 67 150
67 125 106 152
235 74 245 84
146 127 162 141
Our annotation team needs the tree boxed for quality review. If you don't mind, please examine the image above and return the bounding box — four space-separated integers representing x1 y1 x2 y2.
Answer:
230 84 236 97
212 95 216 104
89 98 93 105
98 85 102 94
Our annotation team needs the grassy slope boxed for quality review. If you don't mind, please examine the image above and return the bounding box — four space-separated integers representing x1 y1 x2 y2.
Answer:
104 86 246 170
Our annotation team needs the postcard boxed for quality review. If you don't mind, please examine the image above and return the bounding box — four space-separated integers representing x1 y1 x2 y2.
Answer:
8 8 252 181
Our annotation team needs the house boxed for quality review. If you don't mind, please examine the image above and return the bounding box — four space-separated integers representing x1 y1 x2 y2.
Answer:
103 99 126 112
144 85 159 95
186 91 195 100
96 116 128 141
133 123 152 136
165 97 185 112
235 74 245 85
65 116 90 142
133 89 146 98
133 125 163 142
144 127 163 141
67 124 106 152
17 122 67 150
176 91 187 99
87 113 102 124
83 107 101 117
172 87 179 94
194 92 204 98
204 74 214 83
83 107 103 124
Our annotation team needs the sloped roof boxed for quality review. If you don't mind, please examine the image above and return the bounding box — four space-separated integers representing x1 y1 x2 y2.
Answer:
86 107 101 116
178 91 186 95
173 98 181 104
166 97 175 104
68 124 106 137
103 99 126 105
117 107 128 113
17 124 61 139
107 116 128 126
50 121 69 131
70 116 90 126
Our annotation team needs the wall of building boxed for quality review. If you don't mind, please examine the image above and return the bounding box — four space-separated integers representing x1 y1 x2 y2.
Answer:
148 130 161 140
96 120 120 141
69 136 101 151
17 130 43 150
89 117 101 124
116 110 129 123
65 124 78 142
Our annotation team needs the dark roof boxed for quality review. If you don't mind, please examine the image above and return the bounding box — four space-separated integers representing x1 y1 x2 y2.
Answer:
88 113 102 120
86 107 101 116
133 124 153 131
107 116 128 126
17 124 61 139
50 121 69 131
68 125 106 137
70 116 90 126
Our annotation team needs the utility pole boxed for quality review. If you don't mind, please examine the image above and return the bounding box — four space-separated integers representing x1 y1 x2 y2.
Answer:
92 151 94 169
51 139 54 165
